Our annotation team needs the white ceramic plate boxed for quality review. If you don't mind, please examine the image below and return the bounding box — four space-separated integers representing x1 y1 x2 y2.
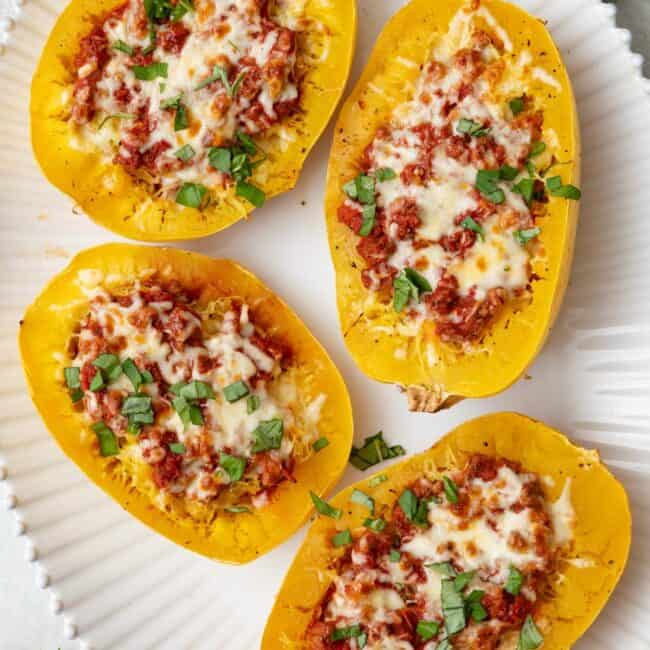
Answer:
1 0 649 648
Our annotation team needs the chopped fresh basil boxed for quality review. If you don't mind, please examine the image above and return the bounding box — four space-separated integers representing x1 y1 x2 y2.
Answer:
92 353 122 380
350 489 375 514
132 62 168 81
363 517 386 531
416 620 440 641
122 358 152 392
475 169 505 204
514 227 541 246
453 570 476 592
331 625 362 642
169 442 186 455
349 431 405 470
389 549 401 563
195 65 243 97
505 565 524 595
526 160 536 178
89 371 105 392
170 0 193 21
176 183 208 209
172 396 204 427
457 118 489 137
441 579 466 635
466 589 487 622
220 453 246 482
355 174 376 204
436 640 452 650
310 491 342 519
251 418 283 453
120 394 152 416
358 633 367 649
331 529 353 547
393 267 432 312
223 380 249 403
69 388 84 403
398 489 431 527
518 615 543 650
91 421 119 456
112 40 134 56
359 203 376 237
427 562 456 578
513 177 535 204
174 102 189 131
312 437 330 452
375 167 396 182
208 147 232 173
236 181 266 207
174 144 195 162
236 131 257 155
368 473 388 487
509 96 525 115
173 380 215 400
97 112 136 129
460 216 484 240
499 164 519 181
443 476 459 504
64 367 80 389
342 178 358 199
546 175 581 200
529 141 546 157
246 394 260 414
160 93 182 109
225 505 250 513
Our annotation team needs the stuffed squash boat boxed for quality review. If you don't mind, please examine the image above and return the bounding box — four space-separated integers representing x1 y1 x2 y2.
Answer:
19 244 353 563
31 0 356 241
326 0 580 411
263 413 630 649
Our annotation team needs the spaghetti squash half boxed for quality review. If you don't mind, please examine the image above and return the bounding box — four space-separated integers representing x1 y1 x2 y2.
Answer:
19 244 353 563
263 412 630 649
325 0 580 411
31 0 356 240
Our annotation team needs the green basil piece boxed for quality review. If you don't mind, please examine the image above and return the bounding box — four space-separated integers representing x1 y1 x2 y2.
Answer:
331 624 362 642
546 175 581 200
208 147 232 173
368 473 388 487
443 476 459 504
363 517 386 531
176 183 208 209
236 131 257 155
220 453 246 482
169 442 186 455
513 177 535 205
64 367 80 389
499 164 519 181
132 62 168 81
509 96 525 115
236 181 266 207
427 562 457 578
174 144 195 162
416 620 440 641
312 437 330 452
460 216 485 241
170 0 193 21
174 103 189 131
121 394 152 415
91 421 119 456
505 565 524 595
398 488 418 520
375 167 396 182
355 174 375 204
310 491 342 519
89 371 105 392
331 529 353 547
457 118 490 137
441 579 466 635
97 113 136 129
518 615 543 650
69 388 84 403
475 169 505 204
246 394 260 414
359 204 376 237
389 549 401 563
225 505 250 513
350 489 375 514
112 40 134 55
176 381 215 400
223 380 249 403
453 570 476 592
529 141 546 157
514 227 541 246
342 178 358 199
349 431 405 470
251 418 283 453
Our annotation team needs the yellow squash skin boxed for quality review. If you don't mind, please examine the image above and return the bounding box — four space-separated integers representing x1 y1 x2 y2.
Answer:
325 0 580 411
31 0 356 241
19 244 354 563
263 412 630 648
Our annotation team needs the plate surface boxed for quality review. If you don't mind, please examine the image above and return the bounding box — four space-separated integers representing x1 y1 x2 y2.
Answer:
1 0 649 648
